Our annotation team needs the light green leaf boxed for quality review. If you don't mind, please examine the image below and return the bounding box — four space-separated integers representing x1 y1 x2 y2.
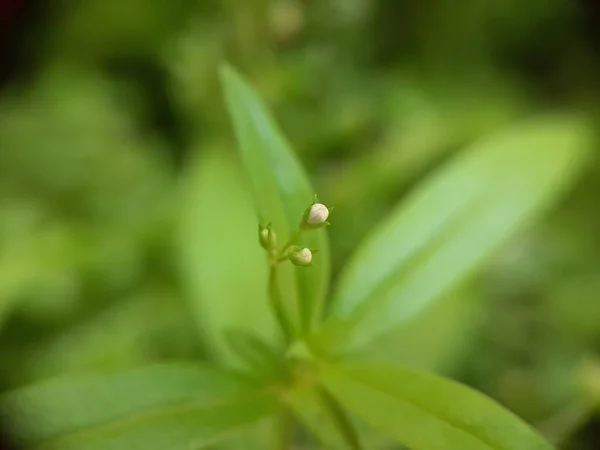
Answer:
220 64 330 336
322 362 554 450
178 147 278 365
0 363 278 450
326 115 591 351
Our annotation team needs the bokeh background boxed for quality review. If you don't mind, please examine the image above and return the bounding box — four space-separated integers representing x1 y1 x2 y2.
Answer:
2 0 600 448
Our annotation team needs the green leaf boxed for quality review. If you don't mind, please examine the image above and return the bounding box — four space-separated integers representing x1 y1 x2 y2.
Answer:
178 147 278 365
0 363 278 449
351 285 480 372
223 328 290 381
284 381 363 449
321 362 554 450
326 115 591 351
218 417 279 450
220 64 330 336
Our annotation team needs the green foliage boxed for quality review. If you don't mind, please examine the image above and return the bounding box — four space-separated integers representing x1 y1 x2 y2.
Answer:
351 286 480 372
0 364 277 449
178 148 278 366
3 63 584 450
322 362 553 450
220 65 330 336
3 1 600 448
323 115 591 353
285 382 363 449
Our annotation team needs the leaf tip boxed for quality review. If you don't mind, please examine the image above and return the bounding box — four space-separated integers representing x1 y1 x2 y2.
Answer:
218 62 246 90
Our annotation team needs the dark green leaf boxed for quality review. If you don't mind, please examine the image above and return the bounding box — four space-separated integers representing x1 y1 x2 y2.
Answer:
220 64 330 336
326 116 591 351
322 362 554 450
1 363 277 449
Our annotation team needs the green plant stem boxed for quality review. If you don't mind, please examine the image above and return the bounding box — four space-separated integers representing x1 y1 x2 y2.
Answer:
269 264 292 343
278 228 304 257
271 408 294 450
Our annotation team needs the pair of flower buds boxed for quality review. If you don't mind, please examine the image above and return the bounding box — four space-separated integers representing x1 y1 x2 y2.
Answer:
259 202 331 266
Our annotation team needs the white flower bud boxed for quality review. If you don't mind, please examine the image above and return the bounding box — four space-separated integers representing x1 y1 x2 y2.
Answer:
307 203 329 224
301 202 331 229
289 247 313 266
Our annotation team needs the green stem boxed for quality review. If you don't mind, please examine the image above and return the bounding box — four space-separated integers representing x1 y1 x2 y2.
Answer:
271 407 294 450
269 264 292 343
278 228 304 258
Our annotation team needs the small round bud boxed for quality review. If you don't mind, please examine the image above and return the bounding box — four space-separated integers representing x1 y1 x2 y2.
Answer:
302 202 331 229
307 203 329 224
258 224 277 250
288 246 313 266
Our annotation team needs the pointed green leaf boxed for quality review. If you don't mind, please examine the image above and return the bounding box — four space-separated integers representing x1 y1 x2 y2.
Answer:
322 362 554 450
220 64 330 336
178 148 278 364
1 363 278 449
326 115 591 351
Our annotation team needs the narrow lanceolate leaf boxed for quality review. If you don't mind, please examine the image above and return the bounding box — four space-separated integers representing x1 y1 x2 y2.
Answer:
178 148 278 366
326 115 591 351
0 363 277 450
220 64 330 336
322 362 554 450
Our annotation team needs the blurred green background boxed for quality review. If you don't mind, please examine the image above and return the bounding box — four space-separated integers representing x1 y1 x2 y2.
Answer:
2 0 600 448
